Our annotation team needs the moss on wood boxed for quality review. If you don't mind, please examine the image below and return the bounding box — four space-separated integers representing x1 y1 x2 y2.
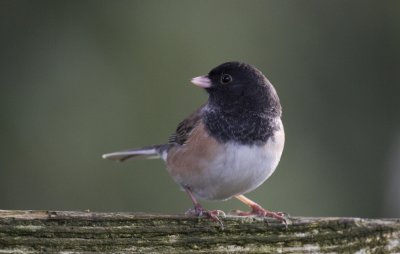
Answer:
0 210 399 253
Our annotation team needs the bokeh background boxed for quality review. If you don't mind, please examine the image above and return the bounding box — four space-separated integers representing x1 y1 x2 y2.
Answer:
1 1 399 218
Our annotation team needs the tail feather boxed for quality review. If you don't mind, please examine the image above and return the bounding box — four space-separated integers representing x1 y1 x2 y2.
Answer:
102 144 168 162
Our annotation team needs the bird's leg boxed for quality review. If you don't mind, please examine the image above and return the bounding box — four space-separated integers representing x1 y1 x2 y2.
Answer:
233 195 286 224
184 186 225 227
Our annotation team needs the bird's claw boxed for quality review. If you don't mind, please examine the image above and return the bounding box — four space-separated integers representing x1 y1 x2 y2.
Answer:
230 205 288 226
185 205 225 229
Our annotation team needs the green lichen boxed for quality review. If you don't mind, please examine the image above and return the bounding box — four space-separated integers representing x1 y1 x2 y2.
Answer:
0 211 399 253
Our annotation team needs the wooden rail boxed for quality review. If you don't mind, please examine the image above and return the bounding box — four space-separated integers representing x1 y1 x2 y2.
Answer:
0 210 399 253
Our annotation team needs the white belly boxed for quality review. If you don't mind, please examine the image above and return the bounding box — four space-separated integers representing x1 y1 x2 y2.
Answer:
190 124 285 201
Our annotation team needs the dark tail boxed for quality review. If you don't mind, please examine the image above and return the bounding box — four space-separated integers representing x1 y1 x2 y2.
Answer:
102 144 169 162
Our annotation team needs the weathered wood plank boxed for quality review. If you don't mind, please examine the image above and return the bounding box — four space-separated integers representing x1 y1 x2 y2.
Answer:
0 210 399 253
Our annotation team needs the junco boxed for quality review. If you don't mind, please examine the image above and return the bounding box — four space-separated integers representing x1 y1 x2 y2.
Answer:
103 61 285 224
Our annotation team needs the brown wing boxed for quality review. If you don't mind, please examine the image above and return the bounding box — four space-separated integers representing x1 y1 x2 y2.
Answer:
168 105 205 145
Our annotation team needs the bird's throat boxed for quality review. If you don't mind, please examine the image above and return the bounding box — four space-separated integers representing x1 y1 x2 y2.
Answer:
202 106 280 145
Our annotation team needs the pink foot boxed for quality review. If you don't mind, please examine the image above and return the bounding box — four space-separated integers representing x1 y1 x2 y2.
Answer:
185 204 225 228
232 204 287 224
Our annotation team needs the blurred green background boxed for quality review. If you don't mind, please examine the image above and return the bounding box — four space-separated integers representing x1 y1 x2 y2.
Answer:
1 1 399 218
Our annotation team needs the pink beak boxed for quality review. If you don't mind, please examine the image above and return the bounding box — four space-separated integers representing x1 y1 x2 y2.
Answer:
191 75 211 88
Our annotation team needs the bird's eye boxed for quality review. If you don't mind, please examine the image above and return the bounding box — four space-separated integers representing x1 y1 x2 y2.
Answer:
220 74 232 84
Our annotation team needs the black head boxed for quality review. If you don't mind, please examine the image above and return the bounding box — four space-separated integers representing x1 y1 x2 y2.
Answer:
191 61 281 116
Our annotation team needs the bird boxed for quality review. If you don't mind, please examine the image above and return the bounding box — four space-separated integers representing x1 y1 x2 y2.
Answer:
102 61 286 225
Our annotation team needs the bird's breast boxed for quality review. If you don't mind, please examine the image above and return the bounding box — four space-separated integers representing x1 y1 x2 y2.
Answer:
166 119 285 201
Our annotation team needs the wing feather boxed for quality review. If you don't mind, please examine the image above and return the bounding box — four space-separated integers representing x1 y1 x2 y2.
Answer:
168 105 204 145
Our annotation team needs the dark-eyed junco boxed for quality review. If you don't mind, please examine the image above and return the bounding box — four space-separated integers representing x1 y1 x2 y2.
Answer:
103 61 285 224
